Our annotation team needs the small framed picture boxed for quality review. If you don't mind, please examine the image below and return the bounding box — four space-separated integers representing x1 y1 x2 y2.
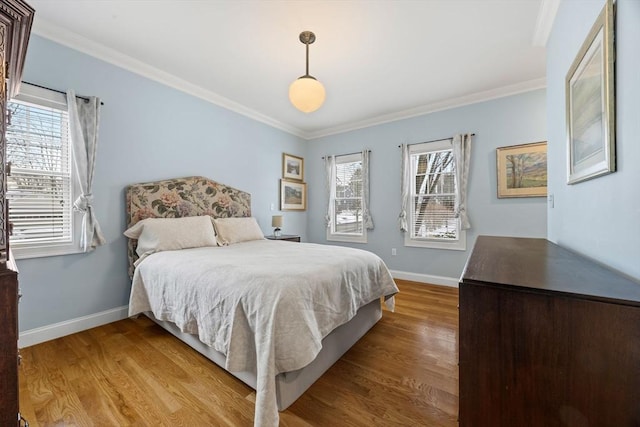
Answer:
496 141 548 198
280 179 306 211
283 153 304 181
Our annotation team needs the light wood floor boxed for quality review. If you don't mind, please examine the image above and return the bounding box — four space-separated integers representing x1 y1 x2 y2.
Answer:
18 280 459 426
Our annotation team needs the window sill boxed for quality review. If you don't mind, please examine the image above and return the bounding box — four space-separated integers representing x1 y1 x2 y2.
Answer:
404 231 466 251
327 232 367 244
11 244 83 260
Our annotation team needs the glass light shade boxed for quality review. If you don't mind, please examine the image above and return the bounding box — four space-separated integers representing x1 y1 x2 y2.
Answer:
289 77 326 113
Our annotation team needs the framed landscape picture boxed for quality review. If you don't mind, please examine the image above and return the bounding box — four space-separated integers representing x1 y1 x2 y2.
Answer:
565 0 615 184
283 153 304 181
280 179 306 211
496 141 547 198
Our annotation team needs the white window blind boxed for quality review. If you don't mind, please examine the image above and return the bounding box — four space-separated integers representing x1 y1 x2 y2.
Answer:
5 84 79 258
328 152 366 243
411 148 457 240
406 139 465 250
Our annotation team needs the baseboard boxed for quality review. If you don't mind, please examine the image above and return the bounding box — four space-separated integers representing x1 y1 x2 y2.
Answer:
390 270 459 288
19 305 130 348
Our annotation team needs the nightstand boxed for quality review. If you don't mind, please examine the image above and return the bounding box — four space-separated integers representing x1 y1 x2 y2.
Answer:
265 234 301 242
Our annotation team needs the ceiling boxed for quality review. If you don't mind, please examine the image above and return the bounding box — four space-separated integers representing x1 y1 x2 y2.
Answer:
28 0 557 140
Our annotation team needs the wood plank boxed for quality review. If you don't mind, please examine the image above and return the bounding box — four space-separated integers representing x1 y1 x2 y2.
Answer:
20 280 459 426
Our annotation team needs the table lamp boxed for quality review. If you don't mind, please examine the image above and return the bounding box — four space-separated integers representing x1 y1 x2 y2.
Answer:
272 215 283 237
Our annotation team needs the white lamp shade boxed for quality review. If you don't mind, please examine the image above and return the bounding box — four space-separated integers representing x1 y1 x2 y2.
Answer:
272 215 283 227
289 77 326 113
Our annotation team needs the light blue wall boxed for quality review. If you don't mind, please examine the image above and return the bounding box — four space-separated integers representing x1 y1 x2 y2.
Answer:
18 33 550 333
17 36 306 331
546 0 640 280
305 89 547 279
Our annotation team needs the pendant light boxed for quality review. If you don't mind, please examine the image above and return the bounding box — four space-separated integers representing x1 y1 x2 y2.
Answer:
289 31 326 113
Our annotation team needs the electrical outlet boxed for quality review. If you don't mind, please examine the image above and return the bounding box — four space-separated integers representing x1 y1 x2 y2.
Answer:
391 248 397 256
270 203 275 211
548 194 554 208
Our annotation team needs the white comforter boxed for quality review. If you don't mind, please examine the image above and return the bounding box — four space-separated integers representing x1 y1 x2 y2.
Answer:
128 240 398 427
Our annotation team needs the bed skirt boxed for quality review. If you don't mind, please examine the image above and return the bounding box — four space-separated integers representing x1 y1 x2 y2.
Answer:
145 298 382 411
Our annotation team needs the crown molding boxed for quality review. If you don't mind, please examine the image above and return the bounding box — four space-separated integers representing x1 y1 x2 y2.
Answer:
32 18 307 138
532 0 560 47
33 18 545 142
305 78 546 140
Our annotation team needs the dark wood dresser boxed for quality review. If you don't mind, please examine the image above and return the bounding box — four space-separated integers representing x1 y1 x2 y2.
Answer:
0 1 34 425
0 259 19 425
459 236 640 426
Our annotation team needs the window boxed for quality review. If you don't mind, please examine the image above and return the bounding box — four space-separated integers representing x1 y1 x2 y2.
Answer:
327 152 367 243
6 84 81 259
405 139 465 250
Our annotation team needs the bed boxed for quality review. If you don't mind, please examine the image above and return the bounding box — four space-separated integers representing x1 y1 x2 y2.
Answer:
124 176 398 427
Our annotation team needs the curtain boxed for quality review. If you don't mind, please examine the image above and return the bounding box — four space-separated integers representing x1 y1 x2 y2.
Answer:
324 155 336 228
398 143 410 232
67 90 106 252
361 150 374 230
452 133 472 230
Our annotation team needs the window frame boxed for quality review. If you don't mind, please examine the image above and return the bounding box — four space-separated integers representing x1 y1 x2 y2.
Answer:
404 139 466 251
7 83 83 259
327 152 367 244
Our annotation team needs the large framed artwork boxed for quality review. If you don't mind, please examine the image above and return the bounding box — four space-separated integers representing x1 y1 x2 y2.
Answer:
496 141 547 198
565 0 615 184
282 153 304 181
280 179 306 211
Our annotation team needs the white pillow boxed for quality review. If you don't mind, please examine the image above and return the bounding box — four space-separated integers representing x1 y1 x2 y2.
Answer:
124 216 217 262
213 217 265 245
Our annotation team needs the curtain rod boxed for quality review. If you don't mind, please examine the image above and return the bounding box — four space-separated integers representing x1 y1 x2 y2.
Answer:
22 81 105 106
397 133 475 148
321 150 371 159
